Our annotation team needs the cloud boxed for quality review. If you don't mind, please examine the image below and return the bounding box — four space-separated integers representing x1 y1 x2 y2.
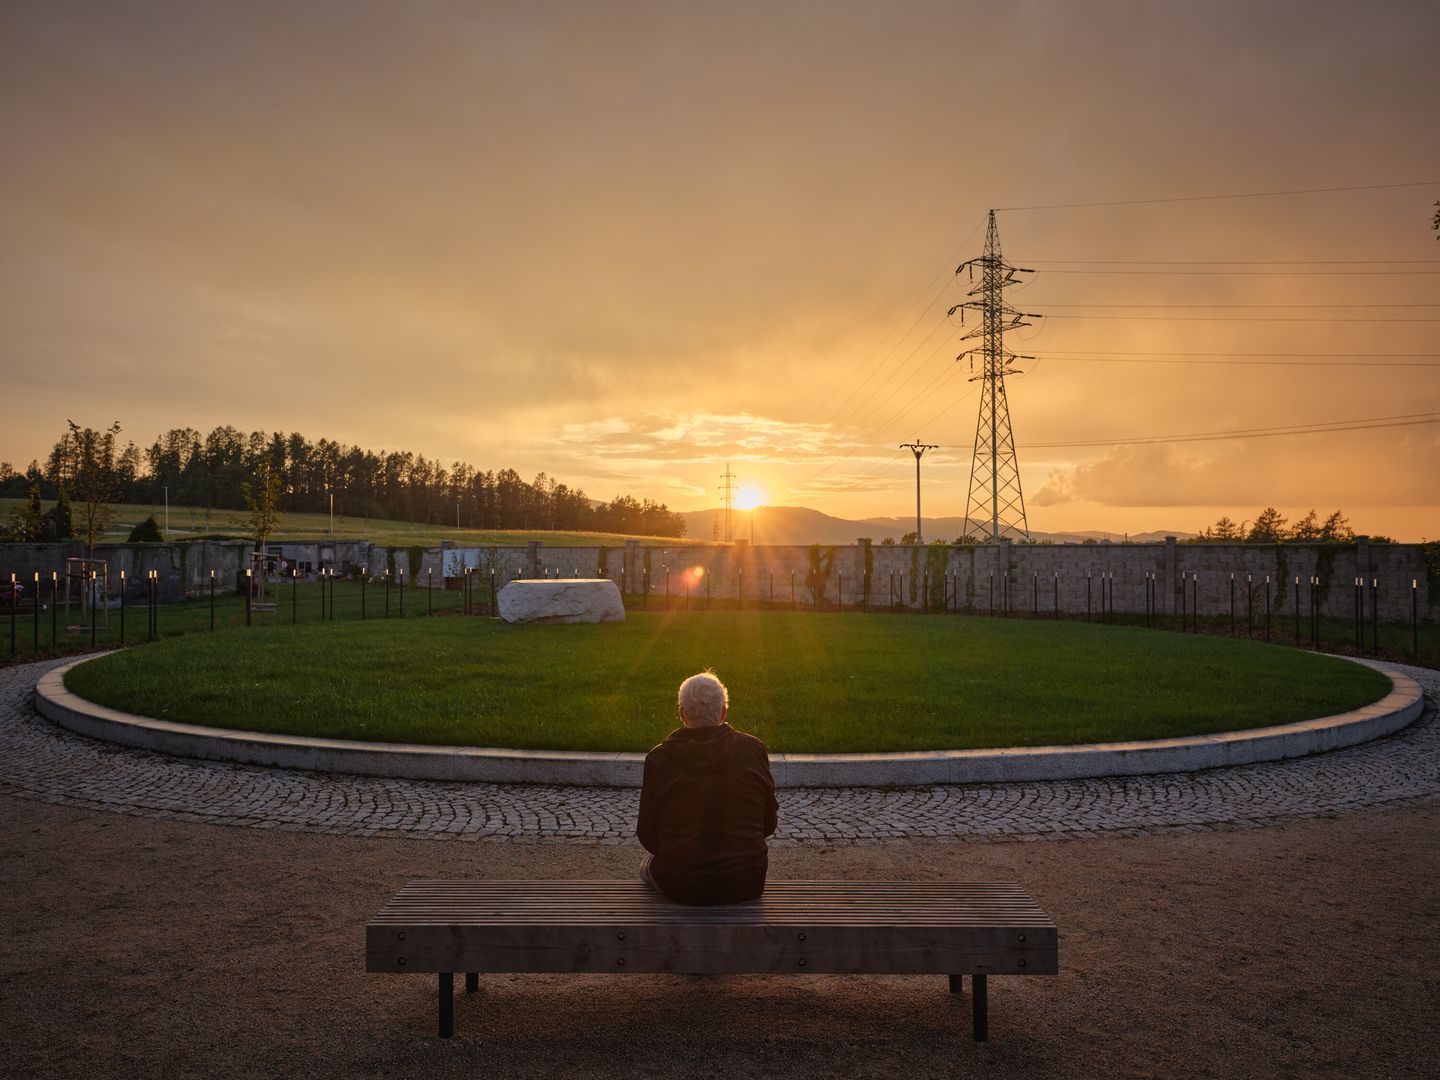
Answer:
1034 430 1440 509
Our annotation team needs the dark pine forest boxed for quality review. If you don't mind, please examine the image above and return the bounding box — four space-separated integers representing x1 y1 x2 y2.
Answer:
0 424 688 538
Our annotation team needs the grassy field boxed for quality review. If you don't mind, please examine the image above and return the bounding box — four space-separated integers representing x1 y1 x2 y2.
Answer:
63 610 1393 754
0 497 707 548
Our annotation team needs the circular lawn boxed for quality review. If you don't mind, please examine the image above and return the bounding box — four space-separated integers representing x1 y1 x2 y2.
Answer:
63 610 1393 754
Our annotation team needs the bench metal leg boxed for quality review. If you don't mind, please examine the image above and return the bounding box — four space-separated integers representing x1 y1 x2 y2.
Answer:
948 974 963 994
972 974 988 1042
466 972 479 994
438 973 454 1038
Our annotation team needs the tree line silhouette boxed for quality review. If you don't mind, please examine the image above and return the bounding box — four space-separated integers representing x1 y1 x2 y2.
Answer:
1191 507 1378 543
1 422 688 540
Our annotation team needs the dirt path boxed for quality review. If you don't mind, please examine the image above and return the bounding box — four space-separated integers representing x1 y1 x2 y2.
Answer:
3 791 1437 1079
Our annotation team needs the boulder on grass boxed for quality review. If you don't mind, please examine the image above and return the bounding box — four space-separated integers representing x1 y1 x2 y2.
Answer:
497 578 625 625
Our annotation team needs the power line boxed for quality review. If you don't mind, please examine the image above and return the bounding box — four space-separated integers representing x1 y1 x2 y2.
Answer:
1029 258 1440 265
1040 314 1440 322
1032 269 1440 276
1035 349 1440 358
1034 354 1440 368
809 214 988 428
1040 303 1440 309
996 179 1439 212
1022 412 1440 450
780 216 991 493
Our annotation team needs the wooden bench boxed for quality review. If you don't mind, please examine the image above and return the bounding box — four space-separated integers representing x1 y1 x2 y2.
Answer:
366 880 1058 1041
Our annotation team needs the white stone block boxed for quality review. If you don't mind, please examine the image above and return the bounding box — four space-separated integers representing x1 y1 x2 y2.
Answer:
497 578 625 624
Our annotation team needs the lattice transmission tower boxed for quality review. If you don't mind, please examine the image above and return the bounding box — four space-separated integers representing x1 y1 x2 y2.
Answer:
719 464 736 543
949 210 1039 541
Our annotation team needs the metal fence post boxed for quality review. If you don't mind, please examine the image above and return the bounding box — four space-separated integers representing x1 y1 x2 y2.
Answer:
1370 578 1378 655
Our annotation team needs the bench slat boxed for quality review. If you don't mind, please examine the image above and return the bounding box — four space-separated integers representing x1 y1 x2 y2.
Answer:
366 880 1058 976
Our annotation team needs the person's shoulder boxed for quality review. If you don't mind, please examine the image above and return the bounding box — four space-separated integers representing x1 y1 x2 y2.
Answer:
728 726 772 757
644 728 685 762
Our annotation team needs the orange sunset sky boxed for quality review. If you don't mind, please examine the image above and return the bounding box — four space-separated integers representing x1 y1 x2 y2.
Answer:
1 1 1437 539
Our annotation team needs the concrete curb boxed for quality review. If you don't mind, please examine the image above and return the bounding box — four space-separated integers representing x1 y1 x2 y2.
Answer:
34 659 1425 789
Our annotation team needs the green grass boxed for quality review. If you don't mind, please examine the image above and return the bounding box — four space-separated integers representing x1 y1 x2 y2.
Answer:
63 611 1393 754
1 577 468 661
0 497 707 547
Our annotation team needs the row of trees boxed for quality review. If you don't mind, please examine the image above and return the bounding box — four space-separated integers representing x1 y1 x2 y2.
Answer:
1 421 688 544
1194 507 1358 544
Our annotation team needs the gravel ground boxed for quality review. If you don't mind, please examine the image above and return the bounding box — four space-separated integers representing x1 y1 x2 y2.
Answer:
3 791 1438 1080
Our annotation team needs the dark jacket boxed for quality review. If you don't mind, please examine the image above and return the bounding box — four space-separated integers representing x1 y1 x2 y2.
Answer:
637 722 779 905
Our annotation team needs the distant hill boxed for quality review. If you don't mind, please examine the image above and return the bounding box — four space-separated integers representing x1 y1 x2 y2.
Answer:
682 505 1193 545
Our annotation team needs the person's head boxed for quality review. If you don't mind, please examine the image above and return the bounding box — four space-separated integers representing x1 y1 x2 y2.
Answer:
677 670 729 728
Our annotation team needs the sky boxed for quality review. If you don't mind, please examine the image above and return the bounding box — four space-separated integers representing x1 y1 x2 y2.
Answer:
1 0 1438 539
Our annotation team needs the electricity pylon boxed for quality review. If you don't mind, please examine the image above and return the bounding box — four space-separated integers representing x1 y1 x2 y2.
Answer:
719 464 736 543
899 441 938 544
949 210 1038 542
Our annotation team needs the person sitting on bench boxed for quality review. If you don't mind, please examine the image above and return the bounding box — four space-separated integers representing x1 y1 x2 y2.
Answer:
638 671 779 905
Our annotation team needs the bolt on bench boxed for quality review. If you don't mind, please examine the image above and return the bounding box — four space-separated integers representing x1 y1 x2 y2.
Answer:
366 880 1058 1041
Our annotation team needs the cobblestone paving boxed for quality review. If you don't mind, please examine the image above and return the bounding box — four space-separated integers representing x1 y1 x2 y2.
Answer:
1 657 1436 844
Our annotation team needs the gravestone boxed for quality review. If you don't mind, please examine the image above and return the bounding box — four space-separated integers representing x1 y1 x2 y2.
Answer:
497 578 625 624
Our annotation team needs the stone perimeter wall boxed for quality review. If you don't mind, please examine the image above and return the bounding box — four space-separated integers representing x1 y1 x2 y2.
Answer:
457 537 1434 624
4 537 1433 621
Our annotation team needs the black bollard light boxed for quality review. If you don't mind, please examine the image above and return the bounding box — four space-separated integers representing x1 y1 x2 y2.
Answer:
292 568 298 624
1246 574 1253 637
118 570 126 645
51 571 58 647
34 571 42 652
245 569 252 627
90 571 97 647
427 568 433 616
399 568 405 618
1265 575 1271 642
361 571 367 620
9 574 16 658
209 569 216 631
385 571 391 618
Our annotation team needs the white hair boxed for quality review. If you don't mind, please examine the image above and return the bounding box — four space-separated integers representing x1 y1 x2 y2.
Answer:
677 671 729 727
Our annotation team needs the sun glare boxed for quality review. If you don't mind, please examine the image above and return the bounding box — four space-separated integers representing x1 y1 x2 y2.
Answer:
735 485 765 511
